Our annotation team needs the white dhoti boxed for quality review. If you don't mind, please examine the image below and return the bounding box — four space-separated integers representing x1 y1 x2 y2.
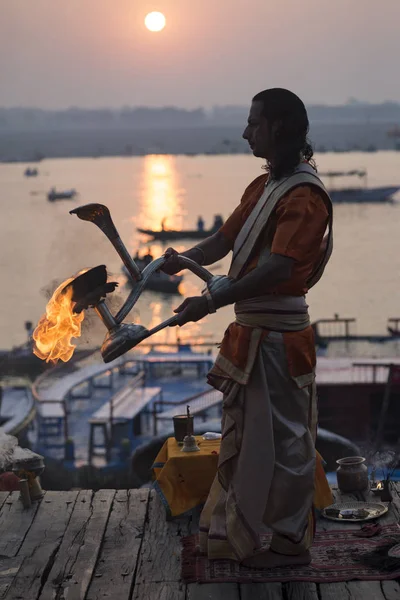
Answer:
199 330 317 561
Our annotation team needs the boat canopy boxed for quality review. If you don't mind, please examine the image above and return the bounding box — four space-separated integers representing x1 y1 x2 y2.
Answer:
319 169 367 178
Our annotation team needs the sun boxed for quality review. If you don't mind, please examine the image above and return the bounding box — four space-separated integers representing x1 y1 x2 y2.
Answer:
145 12 166 32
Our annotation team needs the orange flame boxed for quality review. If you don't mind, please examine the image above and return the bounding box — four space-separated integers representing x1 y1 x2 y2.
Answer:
33 277 85 364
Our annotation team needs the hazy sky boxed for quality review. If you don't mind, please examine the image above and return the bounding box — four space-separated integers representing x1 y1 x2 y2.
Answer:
1 0 400 109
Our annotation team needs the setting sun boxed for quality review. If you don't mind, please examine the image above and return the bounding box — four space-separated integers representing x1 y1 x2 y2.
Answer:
145 12 166 32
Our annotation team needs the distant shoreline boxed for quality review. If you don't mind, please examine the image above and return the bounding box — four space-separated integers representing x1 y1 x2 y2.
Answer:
1 122 398 163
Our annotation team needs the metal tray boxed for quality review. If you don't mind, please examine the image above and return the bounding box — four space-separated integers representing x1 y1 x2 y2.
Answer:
322 501 388 522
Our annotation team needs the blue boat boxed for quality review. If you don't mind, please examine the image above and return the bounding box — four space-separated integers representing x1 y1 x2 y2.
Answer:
24 167 38 177
28 350 216 486
329 186 399 204
320 170 399 203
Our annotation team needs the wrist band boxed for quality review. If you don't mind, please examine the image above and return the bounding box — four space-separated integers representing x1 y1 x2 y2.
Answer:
205 290 216 313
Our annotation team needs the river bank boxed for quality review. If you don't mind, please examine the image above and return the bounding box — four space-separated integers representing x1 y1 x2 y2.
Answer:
1 121 398 162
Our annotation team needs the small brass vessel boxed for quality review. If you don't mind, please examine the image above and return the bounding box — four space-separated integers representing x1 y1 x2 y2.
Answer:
181 406 200 453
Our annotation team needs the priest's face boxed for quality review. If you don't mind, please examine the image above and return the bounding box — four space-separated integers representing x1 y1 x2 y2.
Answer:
242 101 273 159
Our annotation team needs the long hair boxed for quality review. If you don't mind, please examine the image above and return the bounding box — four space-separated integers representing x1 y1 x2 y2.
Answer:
253 88 316 180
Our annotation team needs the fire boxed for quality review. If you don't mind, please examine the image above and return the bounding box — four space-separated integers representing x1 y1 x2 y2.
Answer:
33 277 84 363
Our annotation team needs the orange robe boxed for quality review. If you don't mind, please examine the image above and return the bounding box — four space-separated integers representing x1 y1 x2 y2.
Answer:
218 171 329 383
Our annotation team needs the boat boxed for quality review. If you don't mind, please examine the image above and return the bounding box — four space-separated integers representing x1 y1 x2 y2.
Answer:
47 188 77 202
388 328 400 338
312 315 400 348
387 318 400 337
320 170 399 203
28 349 215 488
123 255 183 294
137 215 224 242
25 335 400 492
0 383 36 448
24 168 38 177
329 186 398 203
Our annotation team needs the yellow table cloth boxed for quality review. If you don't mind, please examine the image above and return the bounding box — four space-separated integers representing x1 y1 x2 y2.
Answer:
152 436 220 517
152 437 333 518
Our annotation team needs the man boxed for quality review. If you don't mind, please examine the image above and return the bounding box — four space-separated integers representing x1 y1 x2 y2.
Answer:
162 88 333 568
197 215 205 232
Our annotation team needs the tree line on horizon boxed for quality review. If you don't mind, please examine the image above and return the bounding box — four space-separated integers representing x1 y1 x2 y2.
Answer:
1 101 400 131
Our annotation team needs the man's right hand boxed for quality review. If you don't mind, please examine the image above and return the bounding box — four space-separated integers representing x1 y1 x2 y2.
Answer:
161 247 182 275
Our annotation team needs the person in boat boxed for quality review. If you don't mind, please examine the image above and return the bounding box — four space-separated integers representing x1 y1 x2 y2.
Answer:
162 88 332 568
143 249 153 266
212 214 223 229
197 215 205 232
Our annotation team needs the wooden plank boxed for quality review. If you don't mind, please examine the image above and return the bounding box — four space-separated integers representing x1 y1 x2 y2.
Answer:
240 583 283 599
0 493 10 511
132 582 186 600
0 491 40 558
382 580 400 600
187 583 239 600
319 583 352 600
5 490 78 600
346 581 385 600
86 489 149 600
39 489 115 600
0 557 24 600
133 490 190 585
284 582 319 599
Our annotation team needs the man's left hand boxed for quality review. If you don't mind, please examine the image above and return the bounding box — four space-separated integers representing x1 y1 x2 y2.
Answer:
171 295 209 326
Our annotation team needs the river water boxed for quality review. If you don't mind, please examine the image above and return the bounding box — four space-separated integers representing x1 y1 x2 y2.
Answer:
1 152 400 356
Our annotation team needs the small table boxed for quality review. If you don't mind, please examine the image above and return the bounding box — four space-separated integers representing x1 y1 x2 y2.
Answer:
152 438 334 519
152 436 220 518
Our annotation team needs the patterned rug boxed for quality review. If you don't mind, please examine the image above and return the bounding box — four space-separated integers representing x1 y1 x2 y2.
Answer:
181 524 400 583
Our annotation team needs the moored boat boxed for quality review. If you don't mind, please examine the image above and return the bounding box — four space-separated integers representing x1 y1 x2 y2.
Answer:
123 254 183 294
320 170 399 203
24 167 38 177
137 215 224 242
47 188 77 202
0 384 36 447
329 186 398 203
28 350 215 488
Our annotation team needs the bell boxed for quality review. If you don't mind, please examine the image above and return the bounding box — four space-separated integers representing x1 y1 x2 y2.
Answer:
181 405 200 453
181 434 200 453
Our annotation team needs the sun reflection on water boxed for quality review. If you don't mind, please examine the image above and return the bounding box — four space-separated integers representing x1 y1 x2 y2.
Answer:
127 155 213 351
139 155 184 236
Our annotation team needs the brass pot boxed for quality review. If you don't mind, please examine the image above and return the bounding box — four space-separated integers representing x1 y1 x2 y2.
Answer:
336 456 369 493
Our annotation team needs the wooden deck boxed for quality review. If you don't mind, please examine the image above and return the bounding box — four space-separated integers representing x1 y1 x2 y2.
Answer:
1 484 400 599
